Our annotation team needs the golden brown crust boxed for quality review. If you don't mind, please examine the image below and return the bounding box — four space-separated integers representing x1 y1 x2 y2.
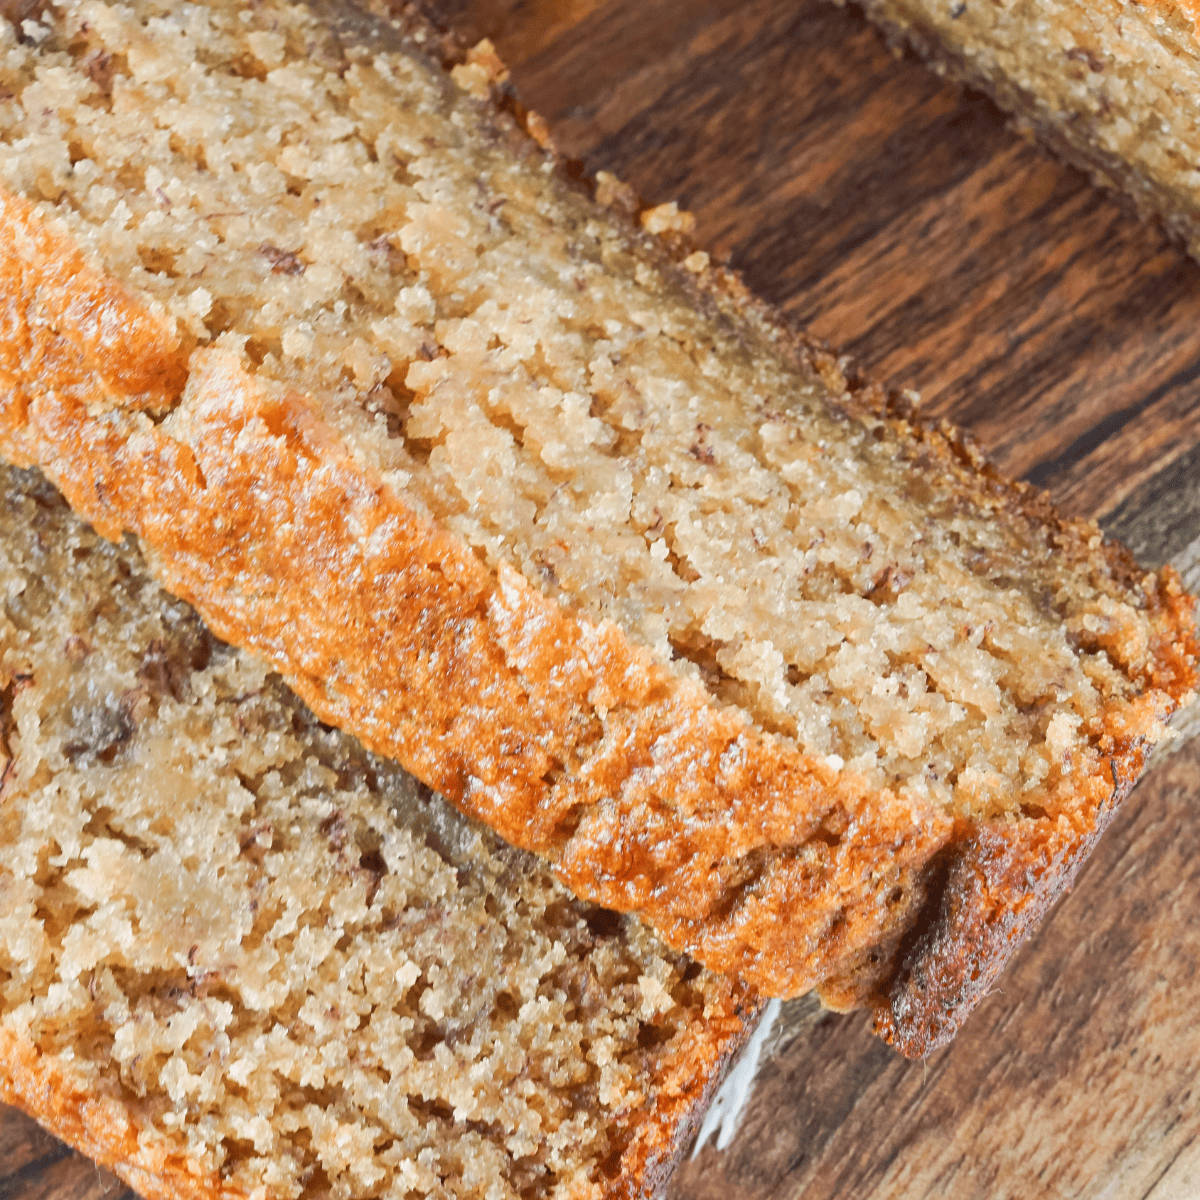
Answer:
0 322 954 1000
606 993 766 1199
0 1029 250 1200
872 586 1196 1054
827 391 1200 1043
0 189 187 414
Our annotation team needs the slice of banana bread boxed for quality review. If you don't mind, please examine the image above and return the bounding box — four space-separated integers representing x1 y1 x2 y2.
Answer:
0 462 758 1200
840 0 1200 258
0 0 1193 1052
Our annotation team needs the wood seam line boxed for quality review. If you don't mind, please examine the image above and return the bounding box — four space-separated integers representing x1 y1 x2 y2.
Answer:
1024 353 1200 492
0 1146 74 1200
1138 1132 1197 1200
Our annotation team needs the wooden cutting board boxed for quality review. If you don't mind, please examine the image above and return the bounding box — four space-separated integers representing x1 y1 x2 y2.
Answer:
4 2 1199 1198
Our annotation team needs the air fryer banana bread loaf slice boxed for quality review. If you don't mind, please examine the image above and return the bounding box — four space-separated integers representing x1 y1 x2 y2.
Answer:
0 462 758 1200
839 0 1200 258
0 0 1194 1052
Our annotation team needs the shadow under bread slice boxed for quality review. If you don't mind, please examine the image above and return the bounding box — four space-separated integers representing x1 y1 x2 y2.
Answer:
837 0 1200 259
0 463 758 1200
0 0 1193 1053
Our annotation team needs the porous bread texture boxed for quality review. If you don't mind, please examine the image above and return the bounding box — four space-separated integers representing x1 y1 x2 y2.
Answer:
0 464 756 1200
0 0 1172 804
0 0 1193 1040
838 0 1200 259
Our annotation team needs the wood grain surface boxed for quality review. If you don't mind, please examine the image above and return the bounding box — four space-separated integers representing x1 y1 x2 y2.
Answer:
676 739 1200 1200
4 1 1199 1198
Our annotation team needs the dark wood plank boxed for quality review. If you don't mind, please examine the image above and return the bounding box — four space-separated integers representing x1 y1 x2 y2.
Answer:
1106 441 1200 577
0 1109 128 1200
0 1108 69 1180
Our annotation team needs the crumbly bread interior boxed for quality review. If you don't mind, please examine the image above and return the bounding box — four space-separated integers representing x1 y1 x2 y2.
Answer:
0 0 1181 832
0 464 752 1199
843 0 1200 252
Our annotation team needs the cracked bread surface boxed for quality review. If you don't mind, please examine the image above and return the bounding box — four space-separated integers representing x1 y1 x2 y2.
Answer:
839 0 1200 260
0 463 758 1200
0 0 1193 1048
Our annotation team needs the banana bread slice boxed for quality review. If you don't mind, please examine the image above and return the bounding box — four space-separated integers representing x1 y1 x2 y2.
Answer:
0 0 1193 1051
0 462 758 1200
839 0 1200 258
